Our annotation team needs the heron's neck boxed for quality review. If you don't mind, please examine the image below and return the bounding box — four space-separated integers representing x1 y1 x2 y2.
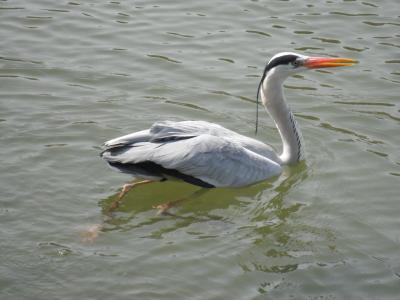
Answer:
261 72 304 165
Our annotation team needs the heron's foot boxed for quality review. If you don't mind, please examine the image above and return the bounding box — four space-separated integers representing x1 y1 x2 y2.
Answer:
80 223 103 243
153 202 175 216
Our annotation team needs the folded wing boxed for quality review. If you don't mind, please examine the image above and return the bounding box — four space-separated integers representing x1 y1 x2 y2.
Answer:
102 125 282 187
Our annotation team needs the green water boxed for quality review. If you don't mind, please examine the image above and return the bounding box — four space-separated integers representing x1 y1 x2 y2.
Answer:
1 1 399 299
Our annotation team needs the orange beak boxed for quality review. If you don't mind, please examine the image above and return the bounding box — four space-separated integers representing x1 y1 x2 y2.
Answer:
304 57 357 69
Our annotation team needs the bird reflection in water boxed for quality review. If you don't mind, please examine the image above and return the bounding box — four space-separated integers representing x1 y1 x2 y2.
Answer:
81 162 308 244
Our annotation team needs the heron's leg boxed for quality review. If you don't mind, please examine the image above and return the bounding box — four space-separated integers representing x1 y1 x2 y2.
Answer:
118 179 153 200
152 189 208 216
106 180 154 215
82 180 159 243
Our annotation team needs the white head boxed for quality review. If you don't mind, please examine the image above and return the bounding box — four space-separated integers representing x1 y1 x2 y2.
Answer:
265 52 309 80
257 51 356 99
261 51 356 81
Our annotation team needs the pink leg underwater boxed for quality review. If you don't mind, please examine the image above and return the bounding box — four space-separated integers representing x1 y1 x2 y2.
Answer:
81 180 154 243
118 180 153 200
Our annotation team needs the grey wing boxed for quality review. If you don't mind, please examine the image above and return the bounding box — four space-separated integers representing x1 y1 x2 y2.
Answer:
149 120 280 163
103 120 279 162
158 135 282 187
103 129 151 149
101 121 218 184
102 134 282 188
103 121 206 149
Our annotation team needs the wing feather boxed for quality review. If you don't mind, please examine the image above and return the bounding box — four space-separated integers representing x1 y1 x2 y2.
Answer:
102 134 282 187
104 120 279 162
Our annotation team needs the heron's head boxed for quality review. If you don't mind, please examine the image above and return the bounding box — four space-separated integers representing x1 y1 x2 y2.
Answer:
254 52 356 133
257 51 356 95
262 52 356 80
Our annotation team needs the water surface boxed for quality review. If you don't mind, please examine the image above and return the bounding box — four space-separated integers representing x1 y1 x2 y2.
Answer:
1 0 399 299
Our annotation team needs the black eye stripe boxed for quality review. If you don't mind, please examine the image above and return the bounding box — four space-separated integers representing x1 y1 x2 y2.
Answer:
259 54 299 82
257 54 299 93
267 54 298 70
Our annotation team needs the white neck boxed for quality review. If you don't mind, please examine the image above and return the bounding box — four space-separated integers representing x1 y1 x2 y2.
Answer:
260 69 304 165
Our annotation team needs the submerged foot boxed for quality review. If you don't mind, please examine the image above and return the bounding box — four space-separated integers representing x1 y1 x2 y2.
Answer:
152 202 174 216
80 223 103 243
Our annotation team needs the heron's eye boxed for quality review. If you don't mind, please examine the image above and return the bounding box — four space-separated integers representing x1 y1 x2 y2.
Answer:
291 60 300 68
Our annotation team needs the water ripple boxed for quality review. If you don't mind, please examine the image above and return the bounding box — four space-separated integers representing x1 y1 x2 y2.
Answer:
167 32 194 38
165 100 210 112
245 30 271 37
330 12 378 17
147 54 182 64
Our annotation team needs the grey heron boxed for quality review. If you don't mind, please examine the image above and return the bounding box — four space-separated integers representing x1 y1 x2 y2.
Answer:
101 52 355 210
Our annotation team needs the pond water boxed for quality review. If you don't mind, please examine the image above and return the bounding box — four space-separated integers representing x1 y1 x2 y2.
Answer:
1 0 399 299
